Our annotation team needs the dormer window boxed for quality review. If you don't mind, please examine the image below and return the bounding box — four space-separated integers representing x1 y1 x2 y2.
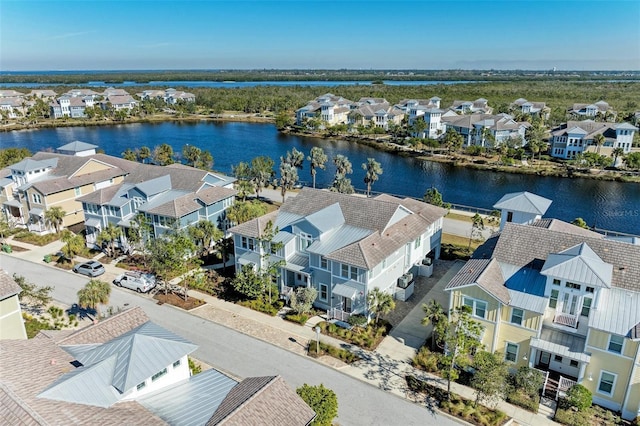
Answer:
299 232 313 251
565 282 581 290
552 279 561 286
586 286 594 293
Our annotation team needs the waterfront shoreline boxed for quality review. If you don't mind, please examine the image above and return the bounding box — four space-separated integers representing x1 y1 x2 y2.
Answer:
2 114 639 183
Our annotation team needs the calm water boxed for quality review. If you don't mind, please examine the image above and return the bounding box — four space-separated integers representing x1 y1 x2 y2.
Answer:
1 122 639 235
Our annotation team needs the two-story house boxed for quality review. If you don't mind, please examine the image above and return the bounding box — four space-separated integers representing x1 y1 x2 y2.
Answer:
449 98 493 115
445 193 640 420
295 93 354 126
0 307 315 425
348 98 405 130
441 113 529 147
398 98 444 139
78 163 236 250
550 120 638 160
568 101 616 121
510 98 550 119
229 188 446 320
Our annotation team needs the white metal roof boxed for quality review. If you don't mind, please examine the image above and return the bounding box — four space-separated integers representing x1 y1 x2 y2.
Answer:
493 191 552 215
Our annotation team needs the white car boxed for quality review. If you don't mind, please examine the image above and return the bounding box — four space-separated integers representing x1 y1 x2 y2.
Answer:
113 271 156 293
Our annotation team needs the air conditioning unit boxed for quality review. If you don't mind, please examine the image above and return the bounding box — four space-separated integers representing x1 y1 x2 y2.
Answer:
422 257 432 266
397 275 410 289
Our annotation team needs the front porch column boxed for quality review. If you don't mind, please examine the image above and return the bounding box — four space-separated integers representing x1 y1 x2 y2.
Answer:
528 347 536 369
578 361 587 383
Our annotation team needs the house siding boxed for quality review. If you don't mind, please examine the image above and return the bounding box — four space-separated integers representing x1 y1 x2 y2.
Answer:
496 323 537 367
0 296 27 340
451 288 497 350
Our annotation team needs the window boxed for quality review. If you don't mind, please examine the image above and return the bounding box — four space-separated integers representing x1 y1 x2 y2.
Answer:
299 232 313 251
241 236 247 249
414 237 421 249
554 355 563 362
549 289 559 308
553 279 561 286
137 381 146 391
586 286 594 293
608 335 624 354
350 266 358 281
173 360 181 368
581 298 592 317
570 360 579 368
598 371 616 395
463 297 487 319
84 203 99 214
32 193 42 204
320 256 328 270
565 282 581 290
74 187 81 196
510 308 524 326
341 264 349 278
506 211 513 222
505 343 518 362
319 283 328 302
151 368 167 382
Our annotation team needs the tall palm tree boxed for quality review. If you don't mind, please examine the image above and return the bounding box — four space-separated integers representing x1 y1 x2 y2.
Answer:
422 299 447 351
77 279 111 313
612 147 625 167
333 154 352 176
362 158 383 197
97 223 122 257
61 230 85 260
307 147 327 188
137 146 151 164
593 133 605 155
367 288 395 325
279 161 299 203
44 206 66 233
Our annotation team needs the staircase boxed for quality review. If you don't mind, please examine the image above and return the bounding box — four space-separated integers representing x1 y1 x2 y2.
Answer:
543 376 559 399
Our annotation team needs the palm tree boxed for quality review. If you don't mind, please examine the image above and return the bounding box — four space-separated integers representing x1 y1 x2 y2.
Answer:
188 220 223 255
279 161 299 203
137 146 151 164
44 206 66 233
593 133 605 155
612 147 625 167
362 158 383 197
60 230 85 260
421 300 447 351
284 147 304 169
307 147 328 188
97 223 122 257
77 279 111 314
333 154 352 176
367 288 395 324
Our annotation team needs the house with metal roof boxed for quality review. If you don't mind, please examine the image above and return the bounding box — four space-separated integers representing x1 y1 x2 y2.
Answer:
0 269 27 340
441 112 530 148
444 192 640 420
0 307 315 425
396 98 444 139
228 188 447 321
509 98 550 120
549 120 638 160
449 98 493 115
567 100 616 121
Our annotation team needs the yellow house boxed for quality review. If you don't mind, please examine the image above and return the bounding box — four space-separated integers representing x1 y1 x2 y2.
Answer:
1 142 131 233
0 269 27 340
445 222 640 420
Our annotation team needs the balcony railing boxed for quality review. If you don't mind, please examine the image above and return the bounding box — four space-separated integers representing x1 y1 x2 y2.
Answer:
553 312 578 328
557 376 578 401
330 308 351 322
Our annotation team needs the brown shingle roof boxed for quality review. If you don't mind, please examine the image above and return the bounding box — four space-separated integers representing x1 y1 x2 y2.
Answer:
207 376 315 426
196 186 237 204
0 269 21 300
445 258 510 304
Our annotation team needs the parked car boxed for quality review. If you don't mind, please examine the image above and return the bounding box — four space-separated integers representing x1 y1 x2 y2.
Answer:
113 271 156 293
72 260 105 277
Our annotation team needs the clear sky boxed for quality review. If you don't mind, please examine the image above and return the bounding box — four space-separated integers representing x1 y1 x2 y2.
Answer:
1 0 639 71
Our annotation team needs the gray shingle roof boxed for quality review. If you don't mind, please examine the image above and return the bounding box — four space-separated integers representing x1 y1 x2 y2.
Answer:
493 191 552 215
445 258 510 304
0 269 22 300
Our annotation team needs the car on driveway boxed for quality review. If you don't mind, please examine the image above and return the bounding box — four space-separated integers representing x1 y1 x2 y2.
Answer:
113 271 156 293
72 260 105 277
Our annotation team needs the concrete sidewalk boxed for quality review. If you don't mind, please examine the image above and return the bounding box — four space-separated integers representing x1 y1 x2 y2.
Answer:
4 236 558 425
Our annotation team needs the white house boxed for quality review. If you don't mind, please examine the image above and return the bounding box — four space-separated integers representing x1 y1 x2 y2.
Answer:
550 120 638 159
229 188 446 321
449 98 493 115
510 98 550 119
442 113 529 147
400 98 444 139
568 100 616 121
493 191 552 230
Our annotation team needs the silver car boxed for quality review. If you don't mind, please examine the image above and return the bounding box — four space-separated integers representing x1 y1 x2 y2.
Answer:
72 260 105 277
113 271 156 293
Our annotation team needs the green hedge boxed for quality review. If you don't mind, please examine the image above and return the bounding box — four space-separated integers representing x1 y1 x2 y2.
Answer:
296 384 338 426
308 340 360 364
316 320 389 350
238 298 281 316
506 390 540 413
283 312 309 325
412 346 442 372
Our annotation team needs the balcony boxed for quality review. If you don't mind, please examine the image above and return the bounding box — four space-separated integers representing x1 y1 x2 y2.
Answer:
553 312 578 328
329 308 351 322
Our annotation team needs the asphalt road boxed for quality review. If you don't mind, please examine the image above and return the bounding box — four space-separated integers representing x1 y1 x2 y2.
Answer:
2 255 458 426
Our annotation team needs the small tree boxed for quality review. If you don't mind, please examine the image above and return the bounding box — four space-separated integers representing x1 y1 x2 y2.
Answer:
77 279 111 314
571 217 589 229
442 305 485 398
471 350 509 408
296 384 338 426
231 264 264 299
308 147 328 188
278 160 299 203
564 384 592 411
421 299 447 351
96 222 121 257
362 158 383 197
511 365 544 398
367 287 395 324
44 206 66 233
13 273 53 311
469 213 485 250
423 186 449 208
60 230 85 260
290 287 318 315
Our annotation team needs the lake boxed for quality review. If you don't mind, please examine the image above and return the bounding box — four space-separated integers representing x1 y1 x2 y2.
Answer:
1 121 639 235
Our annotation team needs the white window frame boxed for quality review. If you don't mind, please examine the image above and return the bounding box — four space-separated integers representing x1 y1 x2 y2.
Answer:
510 308 524 326
607 334 624 354
74 186 81 196
581 297 592 317
151 368 168 382
414 237 421 249
463 296 487 319
32 193 42 204
505 342 518 362
320 256 328 270
319 283 328 302
597 371 617 396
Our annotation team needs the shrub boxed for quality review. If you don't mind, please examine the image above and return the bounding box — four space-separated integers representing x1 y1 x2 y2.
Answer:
283 312 309 325
554 407 592 426
413 346 441 372
188 357 202 375
238 298 279 316
564 384 592 411
308 340 360 364
347 314 367 328
506 389 540 412
296 384 338 426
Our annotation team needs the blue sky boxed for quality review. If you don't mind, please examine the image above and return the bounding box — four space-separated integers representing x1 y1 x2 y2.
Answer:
1 1 639 71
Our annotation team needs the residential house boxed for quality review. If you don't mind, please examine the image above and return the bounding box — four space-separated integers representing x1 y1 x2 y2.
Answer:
50 96 94 118
441 113 529 147
105 94 137 112
510 98 550 119
136 88 196 104
0 89 25 98
444 192 640 420
549 120 638 159
0 307 315 425
449 98 493 115
28 89 57 99
568 100 616 121
0 96 31 120
78 163 236 250
0 143 129 232
348 98 404 130
399 98 444 139
229 188 446 320
295 93 354 126
492 191 553 231
102 87 130 97
0 269 27 340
